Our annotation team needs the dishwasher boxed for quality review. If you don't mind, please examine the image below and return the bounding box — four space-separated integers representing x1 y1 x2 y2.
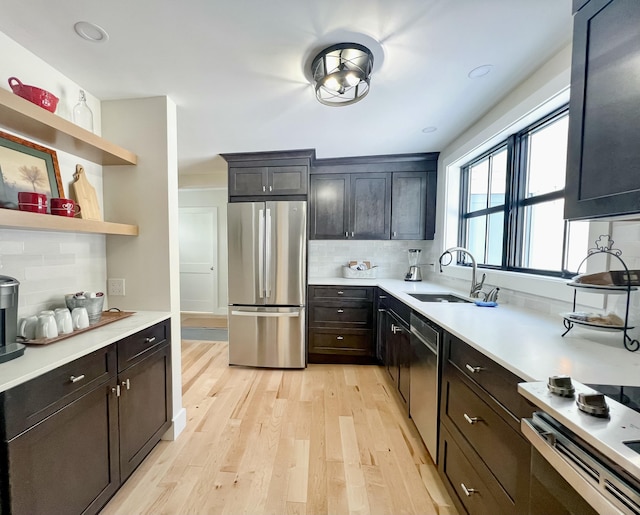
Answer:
409 311 441 463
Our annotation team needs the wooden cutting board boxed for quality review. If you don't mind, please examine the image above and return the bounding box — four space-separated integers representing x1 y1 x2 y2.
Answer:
72 164 102 221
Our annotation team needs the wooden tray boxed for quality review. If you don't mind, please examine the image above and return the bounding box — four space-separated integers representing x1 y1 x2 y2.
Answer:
21 310 136 345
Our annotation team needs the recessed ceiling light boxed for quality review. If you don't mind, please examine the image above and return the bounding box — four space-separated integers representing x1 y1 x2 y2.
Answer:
468 64 493 79
421 126 437 134
74 21 109 43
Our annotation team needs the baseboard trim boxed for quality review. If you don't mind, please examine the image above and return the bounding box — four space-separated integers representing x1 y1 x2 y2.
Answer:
162 407 187 441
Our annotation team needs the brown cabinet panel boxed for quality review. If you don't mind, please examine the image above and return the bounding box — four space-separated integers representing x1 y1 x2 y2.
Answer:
439 425 508 515
117 319 170 372
119 343 172 481
309 285 374 301
445 332 534 422
228 166 267 197
442 367 530 503
350 173 391 239
307 286 375 363
309 174 349 239
308 303 372 327
6 379 119 515
391 171 436 240
565 0 640 219
308 328 373 355
2 344 116 439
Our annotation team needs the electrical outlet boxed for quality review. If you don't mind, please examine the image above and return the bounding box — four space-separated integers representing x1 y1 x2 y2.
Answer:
107 278 125 296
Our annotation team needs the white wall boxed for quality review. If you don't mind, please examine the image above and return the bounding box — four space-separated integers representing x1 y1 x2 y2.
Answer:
102 96 185 438
429 42 640 338
0 31 107 317
178 187 229 313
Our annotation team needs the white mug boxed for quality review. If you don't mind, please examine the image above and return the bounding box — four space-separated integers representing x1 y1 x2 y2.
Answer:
54 308 74 334
71 307 90 330
18 315 39 339
36 311 59 339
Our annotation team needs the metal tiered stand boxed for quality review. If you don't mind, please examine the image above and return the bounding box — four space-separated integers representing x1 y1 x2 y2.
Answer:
562 235 639 352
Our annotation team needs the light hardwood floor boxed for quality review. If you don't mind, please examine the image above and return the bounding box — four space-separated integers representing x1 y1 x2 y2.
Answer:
100 340 458 515
181 313 228 329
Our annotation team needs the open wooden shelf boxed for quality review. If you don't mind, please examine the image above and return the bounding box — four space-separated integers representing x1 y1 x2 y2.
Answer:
0 208 138 236
0 88 137 166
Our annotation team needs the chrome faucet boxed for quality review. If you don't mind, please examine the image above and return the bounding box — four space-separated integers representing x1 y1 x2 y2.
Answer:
438 246 489 299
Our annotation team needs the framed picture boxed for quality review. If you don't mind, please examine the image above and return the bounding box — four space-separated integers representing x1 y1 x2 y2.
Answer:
0 130 64 209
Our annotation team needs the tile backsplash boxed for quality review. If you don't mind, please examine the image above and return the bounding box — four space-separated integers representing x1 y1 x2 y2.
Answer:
0 229 107 317
308 240 435 280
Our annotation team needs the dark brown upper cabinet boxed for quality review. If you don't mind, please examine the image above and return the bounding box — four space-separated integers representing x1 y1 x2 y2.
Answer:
565 0 640 220
222 149 314 201
309 153 438 240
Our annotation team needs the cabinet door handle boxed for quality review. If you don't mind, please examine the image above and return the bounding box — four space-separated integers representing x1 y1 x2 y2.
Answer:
461 483 477 496
269 185 273 192
351 231 354 237
122 378 131 390
337 309 344 313
146 336 156 344
465 364 484 374
336 336 344 340
70 374 85 383
345 231 349 238
392 324 402 334
379 295 387 299
463 413 482 425
393 231 397 237
112 384 121 397
263 186 266 192
337 291 344 295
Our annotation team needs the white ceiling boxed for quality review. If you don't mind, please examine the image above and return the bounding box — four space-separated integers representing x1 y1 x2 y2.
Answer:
0 1 573 175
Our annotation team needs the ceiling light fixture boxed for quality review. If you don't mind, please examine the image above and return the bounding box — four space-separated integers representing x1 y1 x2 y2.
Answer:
74 21 109 43
468 64 493 79
311 43 374 107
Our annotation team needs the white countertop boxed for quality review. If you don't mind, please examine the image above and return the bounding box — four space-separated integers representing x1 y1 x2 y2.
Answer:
310 277 640 385
0 311 171 393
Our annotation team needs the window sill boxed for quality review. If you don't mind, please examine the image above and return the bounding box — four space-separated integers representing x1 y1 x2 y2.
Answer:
438 265 605 309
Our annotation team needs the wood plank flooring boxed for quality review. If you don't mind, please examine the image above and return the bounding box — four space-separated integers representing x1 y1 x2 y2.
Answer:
100 340 458 515
181 313 228 329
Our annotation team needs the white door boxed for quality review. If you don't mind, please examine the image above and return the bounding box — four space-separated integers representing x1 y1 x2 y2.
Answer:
179 207 218 312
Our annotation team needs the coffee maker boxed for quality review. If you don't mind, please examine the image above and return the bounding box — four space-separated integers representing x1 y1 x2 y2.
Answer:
404 249 423 282
0 275 25 363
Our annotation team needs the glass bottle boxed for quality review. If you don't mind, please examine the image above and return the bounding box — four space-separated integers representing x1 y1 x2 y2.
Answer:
72 90 94 132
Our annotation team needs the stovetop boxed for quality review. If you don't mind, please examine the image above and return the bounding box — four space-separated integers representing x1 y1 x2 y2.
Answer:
519 379 640 482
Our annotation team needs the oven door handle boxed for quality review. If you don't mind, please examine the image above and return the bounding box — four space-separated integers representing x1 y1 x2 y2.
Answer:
521 418 626 515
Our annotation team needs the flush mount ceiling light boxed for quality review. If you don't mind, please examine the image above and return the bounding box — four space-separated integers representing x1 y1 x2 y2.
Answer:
311 43 374 107
74 21 109 43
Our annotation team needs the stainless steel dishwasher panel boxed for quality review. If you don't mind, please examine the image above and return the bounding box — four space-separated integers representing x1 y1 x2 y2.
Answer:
410 312 440 463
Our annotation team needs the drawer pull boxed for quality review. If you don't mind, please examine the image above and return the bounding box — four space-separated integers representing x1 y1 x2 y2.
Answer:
465 364 484 374
337 291 344 295
146 336 157 344
461 483 477 496
391 324 402 334
112 385 121 397
337 309 344 313
69 374 85 384
122 378 131 390
336 336 344 340
463 413 482 425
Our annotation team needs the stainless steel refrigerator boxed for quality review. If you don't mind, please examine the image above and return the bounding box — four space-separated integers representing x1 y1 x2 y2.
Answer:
227 201 306 368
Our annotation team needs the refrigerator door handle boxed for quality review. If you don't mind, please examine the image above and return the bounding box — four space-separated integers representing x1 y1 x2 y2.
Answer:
258 208 265 298
265 208 272 298
231 310 300 318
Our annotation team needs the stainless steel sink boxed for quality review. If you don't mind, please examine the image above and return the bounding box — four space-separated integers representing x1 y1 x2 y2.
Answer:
407 293 472 303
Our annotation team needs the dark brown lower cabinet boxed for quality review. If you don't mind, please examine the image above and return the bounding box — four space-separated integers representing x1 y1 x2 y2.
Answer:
0 319 172 515
6 377 119 515
438 332 533 515
118 342 172 481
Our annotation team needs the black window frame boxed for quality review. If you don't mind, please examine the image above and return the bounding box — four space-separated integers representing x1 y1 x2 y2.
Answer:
459 104 573 278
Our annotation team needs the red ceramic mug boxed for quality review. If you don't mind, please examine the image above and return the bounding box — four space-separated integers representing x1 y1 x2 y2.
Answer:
18 192 47 206
50 198 81 217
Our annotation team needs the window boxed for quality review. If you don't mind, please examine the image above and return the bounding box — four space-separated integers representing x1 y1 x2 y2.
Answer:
459 106 587 277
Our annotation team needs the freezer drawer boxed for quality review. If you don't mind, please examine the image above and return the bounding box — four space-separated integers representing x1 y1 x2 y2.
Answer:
228 307 306 368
